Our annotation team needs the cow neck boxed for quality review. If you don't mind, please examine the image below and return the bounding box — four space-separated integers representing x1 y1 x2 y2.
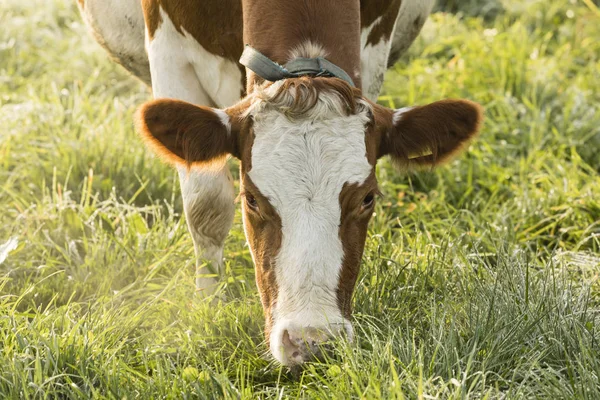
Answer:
241 0 362 92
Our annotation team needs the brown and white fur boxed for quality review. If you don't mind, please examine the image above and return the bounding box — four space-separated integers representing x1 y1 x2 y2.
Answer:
77 0 483 366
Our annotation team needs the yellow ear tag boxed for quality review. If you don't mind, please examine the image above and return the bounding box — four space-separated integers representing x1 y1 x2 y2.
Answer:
407 148 433 160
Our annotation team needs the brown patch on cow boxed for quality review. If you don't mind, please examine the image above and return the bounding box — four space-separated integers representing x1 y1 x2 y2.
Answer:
336 173 378 318
225 96 254 159
376 99 483 167
142 0 246 79
361 0 396 27
240 172 282 339
135 99 236 168
242 0 362 90
365 98 391 162
336 111 381 317
140 0 162 41
361 0 403 46
142 0 242 60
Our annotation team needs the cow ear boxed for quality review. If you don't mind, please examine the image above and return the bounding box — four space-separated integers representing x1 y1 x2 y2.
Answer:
135 98 241 168
377 99 483 167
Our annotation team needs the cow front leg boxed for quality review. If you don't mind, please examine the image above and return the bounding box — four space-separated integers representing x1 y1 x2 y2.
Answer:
178 166 236 295
145 12 236 295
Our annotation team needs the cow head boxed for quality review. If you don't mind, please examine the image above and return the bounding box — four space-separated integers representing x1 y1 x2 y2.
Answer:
136 77 482 365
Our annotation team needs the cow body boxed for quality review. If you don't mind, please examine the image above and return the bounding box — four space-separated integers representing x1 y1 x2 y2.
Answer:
78 0 483 366
77 0 433 101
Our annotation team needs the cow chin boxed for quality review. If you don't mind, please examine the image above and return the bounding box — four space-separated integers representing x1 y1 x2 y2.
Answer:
268 309 354 366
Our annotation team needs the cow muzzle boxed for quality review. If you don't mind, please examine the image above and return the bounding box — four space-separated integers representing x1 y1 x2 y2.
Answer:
270 320 353 365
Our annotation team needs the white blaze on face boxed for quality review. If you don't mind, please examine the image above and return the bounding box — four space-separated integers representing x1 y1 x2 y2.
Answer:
247 87 372 363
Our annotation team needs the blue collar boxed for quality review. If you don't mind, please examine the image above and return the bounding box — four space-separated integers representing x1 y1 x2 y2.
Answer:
239 45 356 87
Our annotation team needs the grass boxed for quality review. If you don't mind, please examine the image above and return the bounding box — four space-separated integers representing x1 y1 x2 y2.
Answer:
1 0 599 398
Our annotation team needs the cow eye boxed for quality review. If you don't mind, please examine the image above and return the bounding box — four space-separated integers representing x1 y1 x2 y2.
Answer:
245 193 259 211
361 193 375 210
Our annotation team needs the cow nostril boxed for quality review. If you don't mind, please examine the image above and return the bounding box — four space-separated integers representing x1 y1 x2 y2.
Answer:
292 351 300 358
282 330 294 347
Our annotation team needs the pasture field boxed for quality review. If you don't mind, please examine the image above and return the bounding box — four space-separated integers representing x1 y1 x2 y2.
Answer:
1 0 600 398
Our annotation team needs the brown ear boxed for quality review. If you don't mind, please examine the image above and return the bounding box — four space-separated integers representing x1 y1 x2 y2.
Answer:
135 98 239 167
377 99 483 167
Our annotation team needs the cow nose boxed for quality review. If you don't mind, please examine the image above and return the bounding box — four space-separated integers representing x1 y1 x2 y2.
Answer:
280 328 331 365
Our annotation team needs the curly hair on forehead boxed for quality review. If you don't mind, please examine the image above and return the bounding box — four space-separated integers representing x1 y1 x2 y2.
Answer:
249 76 368 120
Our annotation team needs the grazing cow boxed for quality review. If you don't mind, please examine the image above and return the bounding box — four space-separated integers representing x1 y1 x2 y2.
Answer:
78 0 482 366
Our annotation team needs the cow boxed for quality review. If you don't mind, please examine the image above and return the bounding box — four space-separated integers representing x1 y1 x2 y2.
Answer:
77 0 483 366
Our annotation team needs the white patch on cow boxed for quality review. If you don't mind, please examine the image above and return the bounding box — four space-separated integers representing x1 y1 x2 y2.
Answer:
359 0 433 101
288 40 328 61
360 16 390 101
353 68 361 82
392 106 413 124
78 0 150 84
389 0 434 63
213 108 231 135
182 33 243 109
246 82 372 364
147 8 243 108
146 9 211 104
